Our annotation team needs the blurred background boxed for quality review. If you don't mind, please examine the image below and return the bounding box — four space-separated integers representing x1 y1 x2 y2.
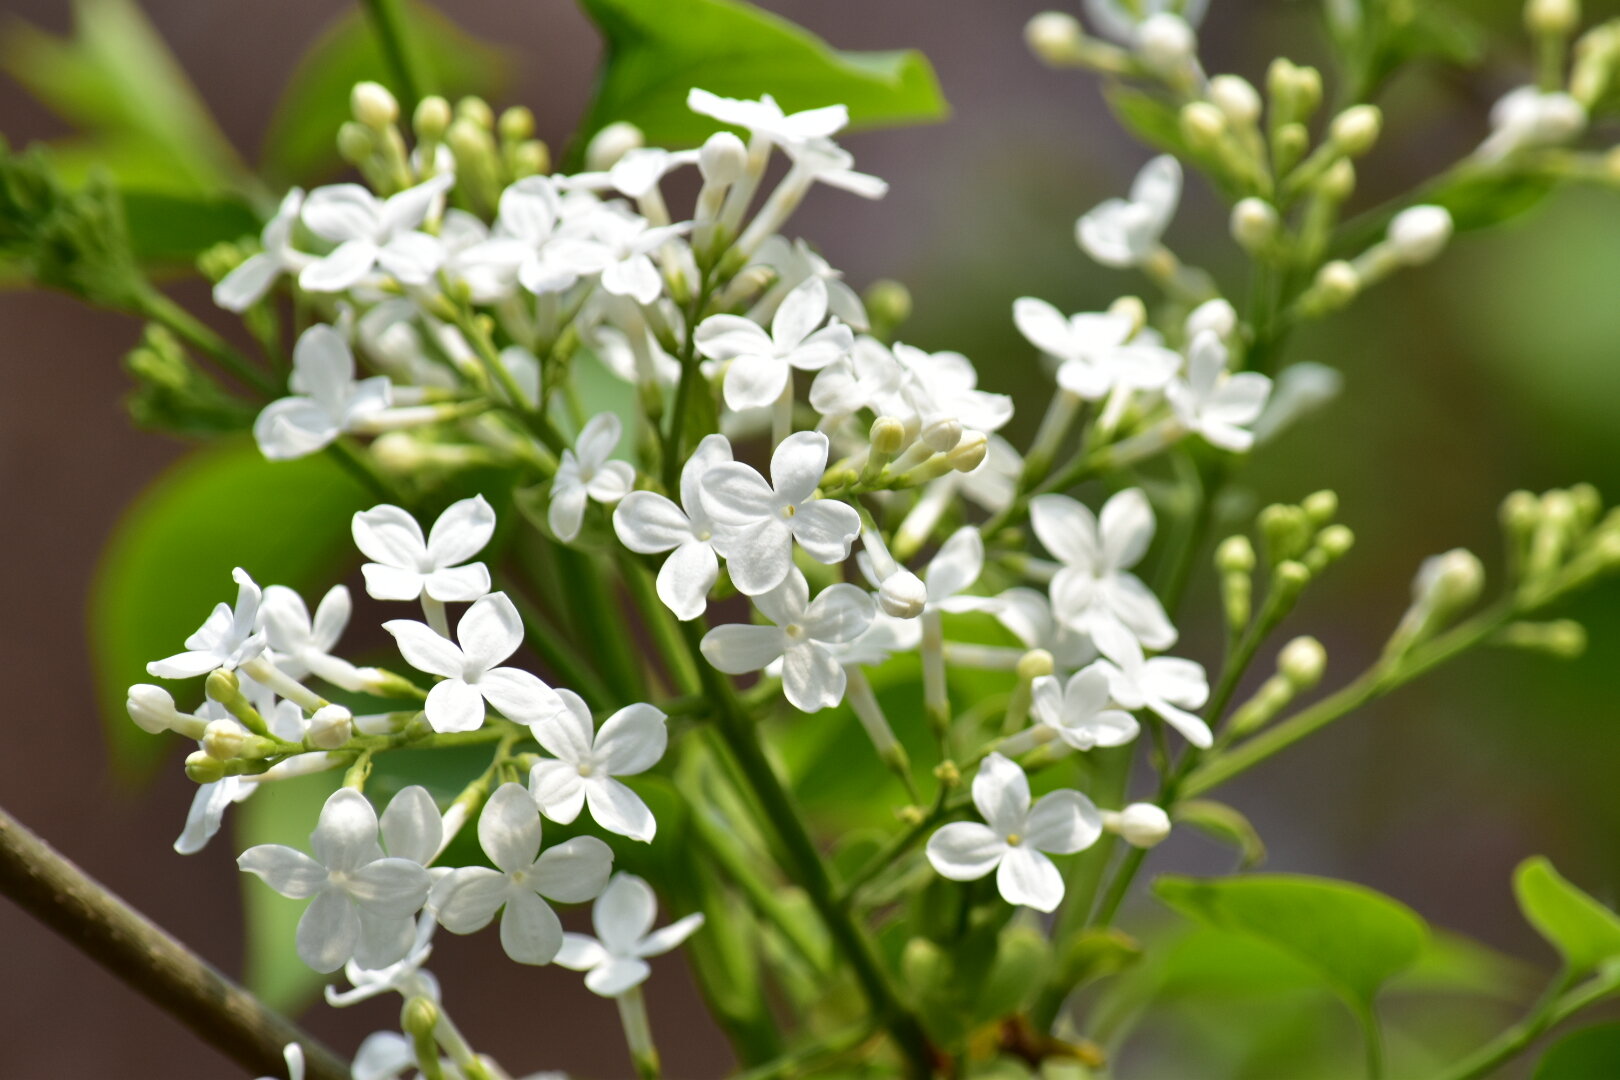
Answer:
1 0 1617 1076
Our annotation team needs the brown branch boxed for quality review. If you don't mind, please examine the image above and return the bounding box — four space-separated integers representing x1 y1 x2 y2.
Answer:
0 804 350 1079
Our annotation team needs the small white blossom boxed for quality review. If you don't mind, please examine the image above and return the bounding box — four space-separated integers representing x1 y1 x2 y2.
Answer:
1476 86 1587 163
1077 155 1182 268
298 175 453 292
383 592 560 733
1106 802 1173 848
750 236 868 331
891 343 1014 437
809 335 905 420
1094 634 1212 748
148 567 266 679
613 434 733 620
1031 489 1177 652
925 753 1102 912
550 413 637 542
325 912 437 1008
1168 330 1272 452
254 325 391 461
238 788 432 973
1030 666 1140 750
434 782 613 965
555 873 705 997
528 690 667 842
586 208 689 305
176 776 254 855
696 278 853 411
687 89 849 152
214 189 309 311
260 584 367 690
1012 298 1179 399
352 495 495 603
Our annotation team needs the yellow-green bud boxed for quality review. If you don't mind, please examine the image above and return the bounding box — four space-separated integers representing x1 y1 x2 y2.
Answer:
1320 158 1356 202
1210 75 1263 126
1180 101 1228 151
1278 636 1326 689
1310 523 1356 564
1231 197 1279 252
585 120 644 171
870 416 907 456
455 96 494 130
351 81 399 129
1302 490 1338 526
414 95 452 141
865 278 912 332
337 121 375 166
1017 649 1055 681
1025 12 1086 66
1293 66 1324 117
307 704 353 750
1109 294 1148 335
1330 106 1382 156
1497 619 1587 658
511 140 550 178
948 431 989 473
203 719 248 760
1216 534 1256 574
1501 489 1541 536
1526 0 1580 37
498 106 535 143
1420 548 1486 614
1259 503 1312 564
1312 260 1361 310
1273 559 1312 599
402 995 440 1038
185 750 227 784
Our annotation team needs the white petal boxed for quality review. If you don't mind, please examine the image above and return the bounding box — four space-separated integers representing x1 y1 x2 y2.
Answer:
456 592 524 669
434 867 511 933
1024 789 1104 855
772 277 828 349
310 788 382 873
213 253 280 312
789 499 861 564
972 752 1031 836
423 563 491 603
424 678 486 734
996 846 1065 912
531 835 614 903
926 822 1005 881
377 232 446 284
527 687 594 763
1098 489 1155 571
701 624 787 675
780 642 847 712
500 888 565 965
529 759 587 824
353 910 417 970
585 957 651 997
925 526 984 602
723 352 791 411
769 430 830 506
586 461 636 504
238 845 327 898
555 932 609 971
549 476 588 542
297 889 360 972
637 912 706 958
345 858 433 918
585 778 658 842
427 495 496 566
656 540 718 621
380 786 442 866
352 505 428 570
800 584 874 645
253 398 339 460
1012 297 1076 358
298 240 379 292
593 703 667 776
479 667 561 726
303 184 380 242
479 782 543 875
700 462 776 525
712 518 792 596
1030 494 1102 569
361 564 426 602
694 315 774 362
383 619 466 679
614 492 694 554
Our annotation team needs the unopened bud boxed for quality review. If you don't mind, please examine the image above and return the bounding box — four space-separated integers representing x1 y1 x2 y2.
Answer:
498 106 534 143
870 416 907 456
699 131 747 185
185 750 227 784
1180 101 1227 150
879 570 928 619
586 121 644 172
1231 197 1279 251
922 416 963 454
1526 0 1580 37
510 140 550 178
1216 535 1256 573
402 995 440 1039
127 684 205 738
1273 559 1312 600
455 96 494 129
1496 619 1586 658
1109 295 1148 335
1278 636 1326 689
203 720 248 761
1416 548 1485 614
1311 260 1361 310
865 279 912 333
1107 803 1172 848
1017 649 1055 681
307 704 354 750
1302 490 1338 526
1387 205 1453 265
1186 298 1237 340
337 121 375 166
1026 12 1086 66
414 96 452 141
351 81 399 129
1308 523 1356 566
1210 75 1262 126
1259 503 1312 564
1137 13 1197 74
1330 106 1382 156
947 431 989 473
1502 489 1542 537
1320 158 1357 202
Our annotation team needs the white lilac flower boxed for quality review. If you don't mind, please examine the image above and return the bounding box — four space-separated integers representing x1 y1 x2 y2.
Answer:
584 207 689 305
555 873 705 997
1076 155 1182 268
255 1043 304 1080
972 587 1098 672
148 567 266 678
213 189 309 311
1030 489 1177 652
378 785 445 868
383 592 560 733
352 495 495 603
259 584 367 691
613 433 733 620
923 526 989 612
1167 330 1272 452
925 752 1103 912
1030 667 1140 750
355 299 461 389
696 278 853 411
1012 298 1179 399
298 175 454 292
528 690 667 842
1476 86 1587 163
434 782 613 965
238 788 432 973
891 343 1014 436
254 325 392 461
750 236 868 331
468 175 609 296
326 912 438 1008
687 89 850 153
700 568 873 712
175 776 254 855
1084 0 1208 42
700 430 861 596
1094 633 1212 748
550 412 637 542
809 335 905 420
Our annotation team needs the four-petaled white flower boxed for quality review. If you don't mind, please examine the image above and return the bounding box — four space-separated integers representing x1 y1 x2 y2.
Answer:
687 89 849 152
214 189 309 312
1031 489 1177 653
472 175 610 296
260 584 365 690
238 788 433 973
892 342 1016 436
1076 155 1182 268
298 175 453 292
613 434 733 620
550 413 637 542
1012 298 1179 399
752 236 868 331
587 208 690 305
148 567 266 678
434 782 613 965
254 325 392 461
383 592 560 733
696 278 853 411
925 753 1102 912
1030 667 1140 750
325 912 437 1008
700 430 861 596
1167 330 1271 452
700 568 873 712
528 689 668 842
1094 633 1212 748
555 873 705 997
352 495 495 603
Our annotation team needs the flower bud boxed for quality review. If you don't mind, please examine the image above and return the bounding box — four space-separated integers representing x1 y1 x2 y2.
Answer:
1496 619 1587 658
1329 105 1382 156
185 750 227 784
498 106 535 143
351 81 399 129
1137 13 1197 74
1230 197 1279 252
336 121 375 166
1311 260 1361 310
1025 12 1086 66
1278 636 1326 689
1259 503 1312 564
1186 298 1237 340
414 95 452 141
879 570 929 619
307 704 354 750
1319 158 1356 202
1415 548 1485 614
402 995 441 1039
203 719 248 761
586 121 644 172
510 140 550 178
1210 75 1262 126
922 416 963 454
1217 535 1256 573
1108 803 1172 848
865 279 912 333
947 431 989 472
1302 490 1338 526
455 95 494 129
1180 102 1227 151
870 416 907 456
1387 205 1453 265
1526 0 1580 37
1017 649 1055 681
127 684 206 739
1273 122 1310 169
699 131 747 185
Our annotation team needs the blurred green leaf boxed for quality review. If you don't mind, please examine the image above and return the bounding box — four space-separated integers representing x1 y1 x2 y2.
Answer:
119 189 259 263
1431 170 1558 234
89 440 372 780
1155 873 1429 1013
261 2 511 185
1176 799 1267 869
1054 926 1142 994
574 0 946 151
1514 856 1620 975
1534 1023 1620 1079
1104 86 1187 158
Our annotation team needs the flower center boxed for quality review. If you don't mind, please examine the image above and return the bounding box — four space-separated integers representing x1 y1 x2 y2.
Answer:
784 623 806 641
1005 833 1023 847
696 529 712 542
781 504 797 519
577 762 595 777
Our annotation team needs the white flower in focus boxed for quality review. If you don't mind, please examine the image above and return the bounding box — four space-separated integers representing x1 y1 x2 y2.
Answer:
550 413 637 542
696 278 853 411
353 495 495 603
613 434 733 620
687 89 849 152
751 236 868 331
1031 489 1177 652
892 343 1015 436
260 584 367 690
700 569 874 712
214 189 309 312
700 431 861 595
1167 330 1272 452
148 567 266 678
237 788 432 973
556 873 705 997
254 325 392 461
1077 155 1182 268
528 690 667 842
925 753 1103 912
383 592 560 733
1030 667 1140 750
175 776 254 855
298 175 454 291
1094 634 1212 748
1012 298 1178 399
808 335 904 419
326 912 438 1008
434 782 613 965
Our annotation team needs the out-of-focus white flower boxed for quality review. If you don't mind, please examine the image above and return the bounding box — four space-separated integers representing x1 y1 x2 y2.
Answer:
1031 489 1177 652
1094 633 1212 748
555 873 705 997
1476 86 1587 163
687 89 850 153
1030 666 1140 750
550 413 637 542
1168 330 1272 452
254 326 392 461
148 567 266 679
325 912 438 1008
298 174 454 292
1013 298 1179 399
214 189 310 311
750 236 868 331
255 1042 305 1080
1077 155 1182 268
260 584 368 691
528 690 667 842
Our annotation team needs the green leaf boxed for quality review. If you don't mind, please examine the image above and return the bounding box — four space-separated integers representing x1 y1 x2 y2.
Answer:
1154 873 1429 1013
1514 856 1620 974
1534 1023 1620 1079
1430 170 1559 234
574 0 946 150
1104 85 1187 159
119 190 260 263
89 440 373 780
261 2 512 185
1175 799 1267 869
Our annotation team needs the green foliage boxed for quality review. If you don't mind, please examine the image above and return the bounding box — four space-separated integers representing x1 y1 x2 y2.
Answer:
1322 0 1486 99
123 325 255 436
1533 1023 1620 1079
260 2 511 185
574 0 946 152
89 440 372 779
1513 856 1620 975
1154 873 1428 1015
1175 799 1268 869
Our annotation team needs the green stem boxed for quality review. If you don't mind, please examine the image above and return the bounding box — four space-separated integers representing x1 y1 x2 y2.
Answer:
360 0 431 110
619 554 702 695
139 289 276 395
1429 968 1581 1080
496 572 615 709
551 543 646 704
663 275 717 491
1358 1003 1385 1080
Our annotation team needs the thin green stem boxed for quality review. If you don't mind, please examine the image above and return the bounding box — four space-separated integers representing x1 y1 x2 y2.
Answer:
494 574 615 709
139 288 276 395
359 0 431 110
1429 968 1581 1080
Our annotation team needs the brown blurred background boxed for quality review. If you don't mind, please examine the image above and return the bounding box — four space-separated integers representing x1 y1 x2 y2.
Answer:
2 0 1618 1076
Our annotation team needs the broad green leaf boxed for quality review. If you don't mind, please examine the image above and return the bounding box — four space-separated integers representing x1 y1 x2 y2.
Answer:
574 0 946 151
261 2 511 185
1176 799 1267 869
89 440 372 780
119 190 260 263
1155 873 1429 1013
1514 856 1620 974
1534 1023 1620 1079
